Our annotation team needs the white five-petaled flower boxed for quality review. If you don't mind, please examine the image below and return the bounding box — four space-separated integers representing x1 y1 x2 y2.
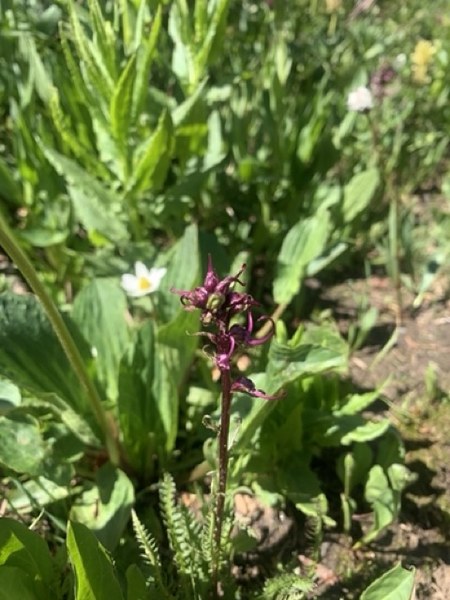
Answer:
121 262 167 297
346 85 374 112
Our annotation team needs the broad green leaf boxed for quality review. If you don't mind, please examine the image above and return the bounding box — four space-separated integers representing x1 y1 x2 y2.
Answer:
126 564 151 600
70 464 134 551
159 223 200 321
334 390 380 416
388 463 415 492
43 148 127 242
337 444 373 492
118 322 179 477
340 419 391 445
0 415 45 475
158 308 200 388
360 563 415 600
0 379 21 410
110 54 137 146
67 521 124 600
273 212 331 305
362 465 399 544
0 519 55 599
342 167 380 223
0 566 38 600
72 279 130 401
0 293 90 416
6 476 76 514
127 110 173 195
267 325 347 388
0 159 20 205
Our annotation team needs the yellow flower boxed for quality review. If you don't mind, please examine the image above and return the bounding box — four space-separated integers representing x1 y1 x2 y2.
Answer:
326 0 342 12
411 39 436 83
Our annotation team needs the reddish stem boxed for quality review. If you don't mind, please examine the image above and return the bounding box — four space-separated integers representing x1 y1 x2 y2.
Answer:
211 369 232 596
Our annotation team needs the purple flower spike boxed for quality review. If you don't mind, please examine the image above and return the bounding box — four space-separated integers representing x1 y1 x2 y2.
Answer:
231 376 283 400
172 254 281 399
229 313 274 348
171 254 247 321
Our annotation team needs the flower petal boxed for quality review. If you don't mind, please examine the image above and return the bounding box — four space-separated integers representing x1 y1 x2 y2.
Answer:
121 274 138 294
135 261 150 278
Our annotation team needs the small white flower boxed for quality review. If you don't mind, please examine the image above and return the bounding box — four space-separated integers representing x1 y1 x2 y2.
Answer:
121 262 167 297
346 85 374 112
394 53 407 69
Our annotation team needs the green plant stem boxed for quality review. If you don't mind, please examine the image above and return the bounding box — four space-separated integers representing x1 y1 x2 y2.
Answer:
0 215 121 466
366 112 403 324
211 369 232 597
388 184 403 325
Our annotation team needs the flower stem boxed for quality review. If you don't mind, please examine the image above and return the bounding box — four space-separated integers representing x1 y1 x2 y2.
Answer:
0 214 121 466
211 369 232 597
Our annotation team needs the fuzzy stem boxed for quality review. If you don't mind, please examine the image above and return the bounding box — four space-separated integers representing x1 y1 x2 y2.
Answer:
211 369 232 597
0 214 121 466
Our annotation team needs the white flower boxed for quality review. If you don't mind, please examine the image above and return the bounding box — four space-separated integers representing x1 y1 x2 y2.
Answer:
121 262 167 297
346 85 374 112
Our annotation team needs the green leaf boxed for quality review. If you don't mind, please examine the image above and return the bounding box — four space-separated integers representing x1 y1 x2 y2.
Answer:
72 279 130 401
67 521 124 600
273 211 331 305
342 168 380 223
70 464 134 551
159 223 200 321
158 308 200 389
334 390 380 416
195 0 230 80
362 465 398 544
87 0 117 80
6 476 75 514
0 567 39 600
0 159 20 205
132 5 162 120
360 563 415 600
340 419 391 445
118 322 178 477
110 54 137 146
127 110 173 195
0 379 21 411
43 148 127 243
0 414 45 475
267 324 347 388
0 293 90 416
0 519 54 596
126 564 151 600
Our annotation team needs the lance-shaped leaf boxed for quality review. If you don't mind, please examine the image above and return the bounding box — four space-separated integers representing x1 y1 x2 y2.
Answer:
67 521 124 600
72 278 130 402
273 211 331 305
126 110 174 195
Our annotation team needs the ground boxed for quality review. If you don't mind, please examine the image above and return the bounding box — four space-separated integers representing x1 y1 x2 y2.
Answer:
302 274 450 598
231 273 450 598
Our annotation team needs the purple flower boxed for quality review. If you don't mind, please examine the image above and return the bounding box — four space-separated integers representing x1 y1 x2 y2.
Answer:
231 376 283 400
172 255 281 401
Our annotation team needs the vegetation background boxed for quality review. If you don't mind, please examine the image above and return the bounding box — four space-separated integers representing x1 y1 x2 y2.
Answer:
0 0 449 598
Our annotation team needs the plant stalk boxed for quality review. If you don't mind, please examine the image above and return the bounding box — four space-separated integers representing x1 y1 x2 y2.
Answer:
0 215 121 466
211 369 232 597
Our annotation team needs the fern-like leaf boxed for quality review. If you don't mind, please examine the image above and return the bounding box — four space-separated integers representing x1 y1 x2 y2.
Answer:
262 572 314 600
159 472 197 596
131 509 173 599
